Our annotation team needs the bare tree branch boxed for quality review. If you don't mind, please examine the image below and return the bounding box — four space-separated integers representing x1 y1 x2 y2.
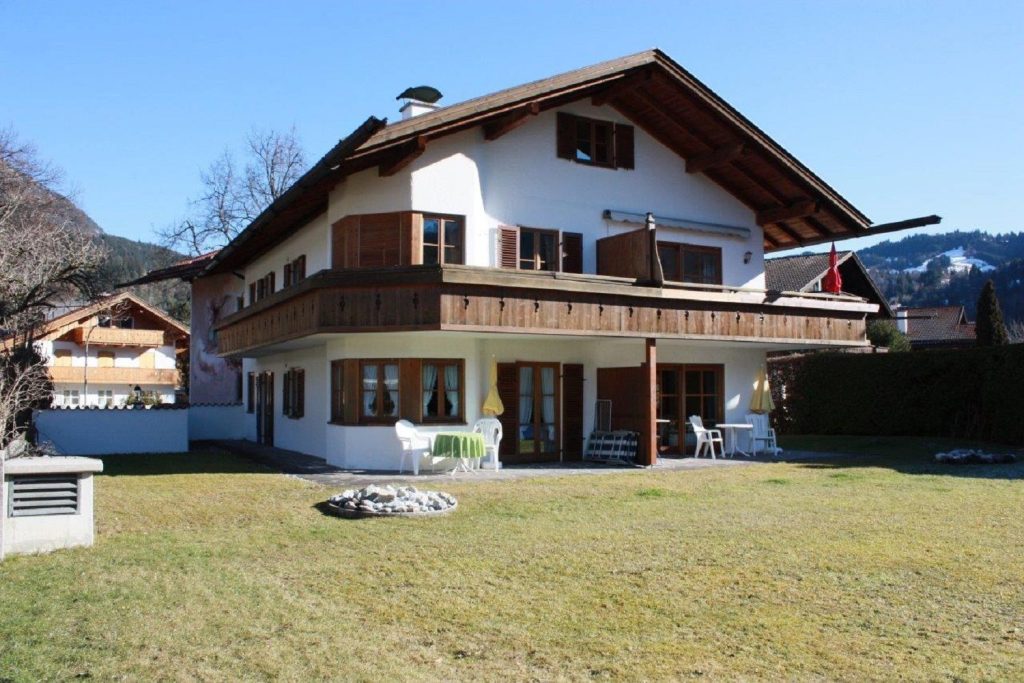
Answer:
160 127 307 256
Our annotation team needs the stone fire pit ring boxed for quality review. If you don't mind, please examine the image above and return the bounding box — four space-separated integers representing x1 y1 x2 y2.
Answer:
325 484 458 519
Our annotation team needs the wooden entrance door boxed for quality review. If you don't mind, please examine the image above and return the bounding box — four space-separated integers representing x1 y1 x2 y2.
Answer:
496 362 563 464
255 371 274 445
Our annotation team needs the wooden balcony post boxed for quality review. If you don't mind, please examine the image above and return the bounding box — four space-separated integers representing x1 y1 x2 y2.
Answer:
641 337 657 466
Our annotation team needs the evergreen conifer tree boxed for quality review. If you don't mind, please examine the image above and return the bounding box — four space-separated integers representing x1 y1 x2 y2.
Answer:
975 279 1009 346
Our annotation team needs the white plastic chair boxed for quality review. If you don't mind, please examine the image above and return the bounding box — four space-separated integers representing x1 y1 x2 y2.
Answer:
395 420 433 475
745 413 781 458
688 415 723 459
472 417 503 471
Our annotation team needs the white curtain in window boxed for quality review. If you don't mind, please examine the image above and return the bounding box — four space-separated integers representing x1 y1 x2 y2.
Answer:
422 363 438 414
384 364 399 416
444 364 459 416
519 367 533 425
362 365 377 416
541 367 556 425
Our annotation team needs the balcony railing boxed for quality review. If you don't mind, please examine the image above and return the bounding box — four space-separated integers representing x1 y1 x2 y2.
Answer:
70 327 166 347
48 366 179 385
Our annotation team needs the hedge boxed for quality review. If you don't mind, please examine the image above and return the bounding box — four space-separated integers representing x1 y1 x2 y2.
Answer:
769 344 1024 446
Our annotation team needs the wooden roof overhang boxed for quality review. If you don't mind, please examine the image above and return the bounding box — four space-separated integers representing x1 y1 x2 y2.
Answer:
213 265 876 357
27 292 190 345
203 49 939 275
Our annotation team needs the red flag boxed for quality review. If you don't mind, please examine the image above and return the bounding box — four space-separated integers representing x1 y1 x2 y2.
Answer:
823 243 843 294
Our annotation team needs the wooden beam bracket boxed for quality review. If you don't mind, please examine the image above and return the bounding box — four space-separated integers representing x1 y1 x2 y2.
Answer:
378 136 427 177
756 199 819 226
591 69 654 107
685 142 745 174
483 102 541 141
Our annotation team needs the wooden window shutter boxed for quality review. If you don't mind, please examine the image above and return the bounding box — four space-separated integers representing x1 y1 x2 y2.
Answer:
561 232 583 274
296 369 305 418
399 359 422 423
283 263 292 288
342 359 360 424
556 112 576 160
297 255 306 279
249 283 256 305
247 372 255 413
498 225 519 269
330 361 343 422
283 371 292 416
268 272 276 294
614 124 635 170
562 364 585 460
496 363 518 456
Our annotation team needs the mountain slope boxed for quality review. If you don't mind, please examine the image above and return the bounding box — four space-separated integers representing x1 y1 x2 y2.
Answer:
856 230 1024 324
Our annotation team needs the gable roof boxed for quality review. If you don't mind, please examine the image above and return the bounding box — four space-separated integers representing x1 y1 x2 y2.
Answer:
31 292 189 343
204 49 939 275
903 306 976 345
119 251 219 286
765 250 893 317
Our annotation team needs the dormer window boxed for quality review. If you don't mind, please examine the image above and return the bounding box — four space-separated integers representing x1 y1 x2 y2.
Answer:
556 113 634 170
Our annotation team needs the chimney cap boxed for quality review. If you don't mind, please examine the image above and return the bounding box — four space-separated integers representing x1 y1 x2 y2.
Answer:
396 85 443 104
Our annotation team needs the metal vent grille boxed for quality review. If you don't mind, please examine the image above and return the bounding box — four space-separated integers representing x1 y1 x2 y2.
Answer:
8 475 80 517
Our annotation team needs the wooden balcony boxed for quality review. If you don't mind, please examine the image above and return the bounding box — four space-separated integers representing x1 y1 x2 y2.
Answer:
69 327 166 347
215 266 876 357
48 366 179 385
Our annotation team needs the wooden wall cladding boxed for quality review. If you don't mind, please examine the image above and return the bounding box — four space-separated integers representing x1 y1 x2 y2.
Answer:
217 276 867 356
331 212 422 269
596 228 650 280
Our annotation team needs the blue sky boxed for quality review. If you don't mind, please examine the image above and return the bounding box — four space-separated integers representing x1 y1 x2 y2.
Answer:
3 1 1022 253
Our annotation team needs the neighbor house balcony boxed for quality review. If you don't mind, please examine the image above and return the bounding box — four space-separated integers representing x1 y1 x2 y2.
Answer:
215 264 876 357
48 366 179 385
68 327 167 347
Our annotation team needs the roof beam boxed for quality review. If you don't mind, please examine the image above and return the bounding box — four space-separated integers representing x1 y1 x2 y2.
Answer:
378 136 427 177
632 88 717 150
768 221 807 245
685 142 745 174
483 102 540 141
756 199 819 226
591 69 654 107
867 215 942 235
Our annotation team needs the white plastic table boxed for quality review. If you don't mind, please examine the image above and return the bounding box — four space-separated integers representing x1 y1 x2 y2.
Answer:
715 423 754 458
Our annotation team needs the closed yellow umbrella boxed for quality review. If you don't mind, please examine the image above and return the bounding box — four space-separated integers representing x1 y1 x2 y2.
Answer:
749 365 775 414
481 355 504 416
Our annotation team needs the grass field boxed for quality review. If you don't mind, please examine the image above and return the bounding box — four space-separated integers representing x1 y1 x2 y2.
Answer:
1 438 1022 681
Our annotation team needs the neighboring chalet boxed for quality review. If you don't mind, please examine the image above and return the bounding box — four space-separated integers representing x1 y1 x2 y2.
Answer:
143 50 938 469
765 251 893 319
896 305 976 349
32 293 189 407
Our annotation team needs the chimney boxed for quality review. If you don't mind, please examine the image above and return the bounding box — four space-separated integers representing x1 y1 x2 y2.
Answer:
396 85 443 121
895 307 908 334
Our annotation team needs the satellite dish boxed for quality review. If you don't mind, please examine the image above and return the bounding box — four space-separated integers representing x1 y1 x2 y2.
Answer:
396 86 443 104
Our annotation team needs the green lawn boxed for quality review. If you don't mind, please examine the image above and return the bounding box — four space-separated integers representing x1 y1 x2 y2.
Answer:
1 442 1022 681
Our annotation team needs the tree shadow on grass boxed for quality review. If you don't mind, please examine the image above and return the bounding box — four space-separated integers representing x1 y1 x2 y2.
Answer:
776 448 1024 481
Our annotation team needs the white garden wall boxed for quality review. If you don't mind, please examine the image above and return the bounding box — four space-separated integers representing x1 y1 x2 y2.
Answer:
189 404 246 441
34 409 189 455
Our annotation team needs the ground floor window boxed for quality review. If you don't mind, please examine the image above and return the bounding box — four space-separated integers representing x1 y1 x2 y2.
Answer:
97 389 113 407
60 389 80 406
360 361 399 423
283 368 305 419
328 358 465 426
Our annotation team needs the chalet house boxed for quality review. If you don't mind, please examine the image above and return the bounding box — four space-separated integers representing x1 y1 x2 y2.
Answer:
189 50 937 469
765 251 893 319
896 305 976 349
32 293 188 407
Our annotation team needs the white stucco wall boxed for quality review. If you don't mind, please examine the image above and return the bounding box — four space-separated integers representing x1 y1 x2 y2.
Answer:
243 212 331 289
244 331 767 471
240 101 766 291
189 404 246 441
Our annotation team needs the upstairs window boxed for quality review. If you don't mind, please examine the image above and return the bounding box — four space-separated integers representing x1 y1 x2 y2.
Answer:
657 242 723 286
498 226 583 274
249 272 276 305
283 256 306 288
422 215 464 265
556 112 634 170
